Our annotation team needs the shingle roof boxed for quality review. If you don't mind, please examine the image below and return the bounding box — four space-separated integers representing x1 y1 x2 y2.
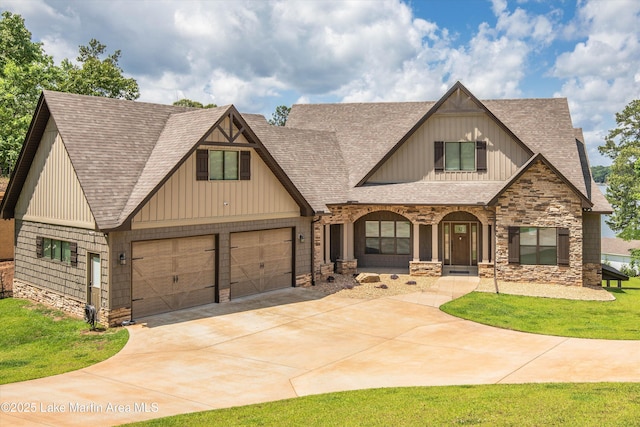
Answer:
244 114 347 212
42 91 191 229
286 102 434 187
118 106 231 227
602 237 640 256
0 83 612 227
286 86 611 212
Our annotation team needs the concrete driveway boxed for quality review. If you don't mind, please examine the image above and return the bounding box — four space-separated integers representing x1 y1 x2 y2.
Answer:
3 276 640 426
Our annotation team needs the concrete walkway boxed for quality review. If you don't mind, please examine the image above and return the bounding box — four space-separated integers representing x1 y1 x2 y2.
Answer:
3 276 640 426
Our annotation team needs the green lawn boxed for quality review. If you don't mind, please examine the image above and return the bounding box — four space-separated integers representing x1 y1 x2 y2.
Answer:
0 298 128 384
125 383 640 426
440 278 640 340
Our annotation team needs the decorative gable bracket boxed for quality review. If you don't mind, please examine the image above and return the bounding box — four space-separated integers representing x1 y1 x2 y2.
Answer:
216 111 246 144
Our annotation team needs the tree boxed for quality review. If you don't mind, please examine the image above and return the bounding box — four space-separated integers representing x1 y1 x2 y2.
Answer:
173 98 217 108
268 105 291 126
57 39 139 100
0 12 140 174
590 165 611 183
0 11 59 175
599 99 640 264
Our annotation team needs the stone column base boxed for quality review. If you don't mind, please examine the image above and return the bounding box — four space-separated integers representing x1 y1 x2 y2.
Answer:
296 273 313 287
336 259 358 275
583 263 602 287
478 262 495 278
317 263 335 279
409 261 442 276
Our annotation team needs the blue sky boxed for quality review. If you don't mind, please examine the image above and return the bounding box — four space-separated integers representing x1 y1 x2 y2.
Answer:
2 0 639 165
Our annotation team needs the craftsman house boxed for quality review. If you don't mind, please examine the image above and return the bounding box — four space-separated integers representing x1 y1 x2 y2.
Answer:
0 82 611 325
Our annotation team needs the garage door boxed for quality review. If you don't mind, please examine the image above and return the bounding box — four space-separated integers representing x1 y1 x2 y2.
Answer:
132 235 216 318
230 228 293 299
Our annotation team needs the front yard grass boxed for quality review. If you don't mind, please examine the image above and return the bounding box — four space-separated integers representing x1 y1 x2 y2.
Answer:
440 277 640 340
126 383 640 426
0 298 128 384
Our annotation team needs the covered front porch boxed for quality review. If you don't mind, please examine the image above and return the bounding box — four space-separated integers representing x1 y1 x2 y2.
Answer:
313 204 496 279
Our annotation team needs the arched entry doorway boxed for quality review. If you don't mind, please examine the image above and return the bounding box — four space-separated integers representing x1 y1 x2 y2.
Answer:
441 211 481 267
354 211 412 269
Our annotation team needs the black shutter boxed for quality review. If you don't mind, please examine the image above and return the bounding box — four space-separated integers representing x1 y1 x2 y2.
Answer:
557 228 570 266
36 236 43 258
196 149 209 181
508 227 520 264
476 140 487 171
434 141 444 172
69 242 78 267
240 151 251 180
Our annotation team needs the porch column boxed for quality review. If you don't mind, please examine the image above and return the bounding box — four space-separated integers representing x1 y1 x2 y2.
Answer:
343 222 354 260
431 223 439 262
482 222 490 263
324 224 331 264
413 223 420 261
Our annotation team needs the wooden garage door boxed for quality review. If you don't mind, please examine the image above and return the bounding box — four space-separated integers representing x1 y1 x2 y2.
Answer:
132 235 216 318
230 228 293 299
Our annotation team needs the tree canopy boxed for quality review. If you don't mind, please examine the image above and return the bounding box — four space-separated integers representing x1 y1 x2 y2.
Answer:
599 99 640 265
268 105 291 126
173 98 217 109
590 165 610 183
0 12 139 175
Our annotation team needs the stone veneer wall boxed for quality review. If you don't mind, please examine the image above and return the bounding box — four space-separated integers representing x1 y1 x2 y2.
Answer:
13 220 111 324
495 160 584 286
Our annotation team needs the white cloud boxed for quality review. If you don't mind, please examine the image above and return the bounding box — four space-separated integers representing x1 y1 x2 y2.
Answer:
553 0 640 164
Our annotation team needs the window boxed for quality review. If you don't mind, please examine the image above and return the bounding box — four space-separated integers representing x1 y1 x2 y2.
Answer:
446 141 475 171
36 236 77 266
434 141 487 172
508 227 569 266
196 149 251 181
365 220 411 255
209 150 238 180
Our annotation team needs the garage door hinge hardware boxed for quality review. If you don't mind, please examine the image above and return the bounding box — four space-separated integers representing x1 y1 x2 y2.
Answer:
230 281 238 285
205 248 216 252
132 257 144 261
230 246 239 249
132 298 143 302
173 275 179 283
204 285 215 288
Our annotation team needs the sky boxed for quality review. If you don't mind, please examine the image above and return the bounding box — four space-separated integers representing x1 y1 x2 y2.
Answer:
2 0 639 166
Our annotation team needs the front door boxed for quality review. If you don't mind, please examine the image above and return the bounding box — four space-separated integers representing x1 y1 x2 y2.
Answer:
451 223 470 265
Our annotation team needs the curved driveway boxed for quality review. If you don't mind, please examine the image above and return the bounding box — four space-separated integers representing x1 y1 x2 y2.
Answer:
3 276 640 426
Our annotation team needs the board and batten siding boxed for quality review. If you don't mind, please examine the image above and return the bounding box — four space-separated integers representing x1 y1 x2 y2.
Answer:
132 147 301 229
15 119 96 229
367 113 530 183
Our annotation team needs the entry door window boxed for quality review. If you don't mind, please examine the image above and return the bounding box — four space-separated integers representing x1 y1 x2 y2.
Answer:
90 254 101 289
365 220 410 255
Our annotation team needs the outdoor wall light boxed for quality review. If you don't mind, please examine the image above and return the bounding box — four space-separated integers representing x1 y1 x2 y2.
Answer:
119 253 126 265
298 234 305 243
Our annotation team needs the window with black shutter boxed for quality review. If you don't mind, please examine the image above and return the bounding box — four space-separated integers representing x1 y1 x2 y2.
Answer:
509 227 568 266
435 140 488 172
195 149 250 181
434 141 444 172
476 140 487 171
196 149 209 181
240 151 251 180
